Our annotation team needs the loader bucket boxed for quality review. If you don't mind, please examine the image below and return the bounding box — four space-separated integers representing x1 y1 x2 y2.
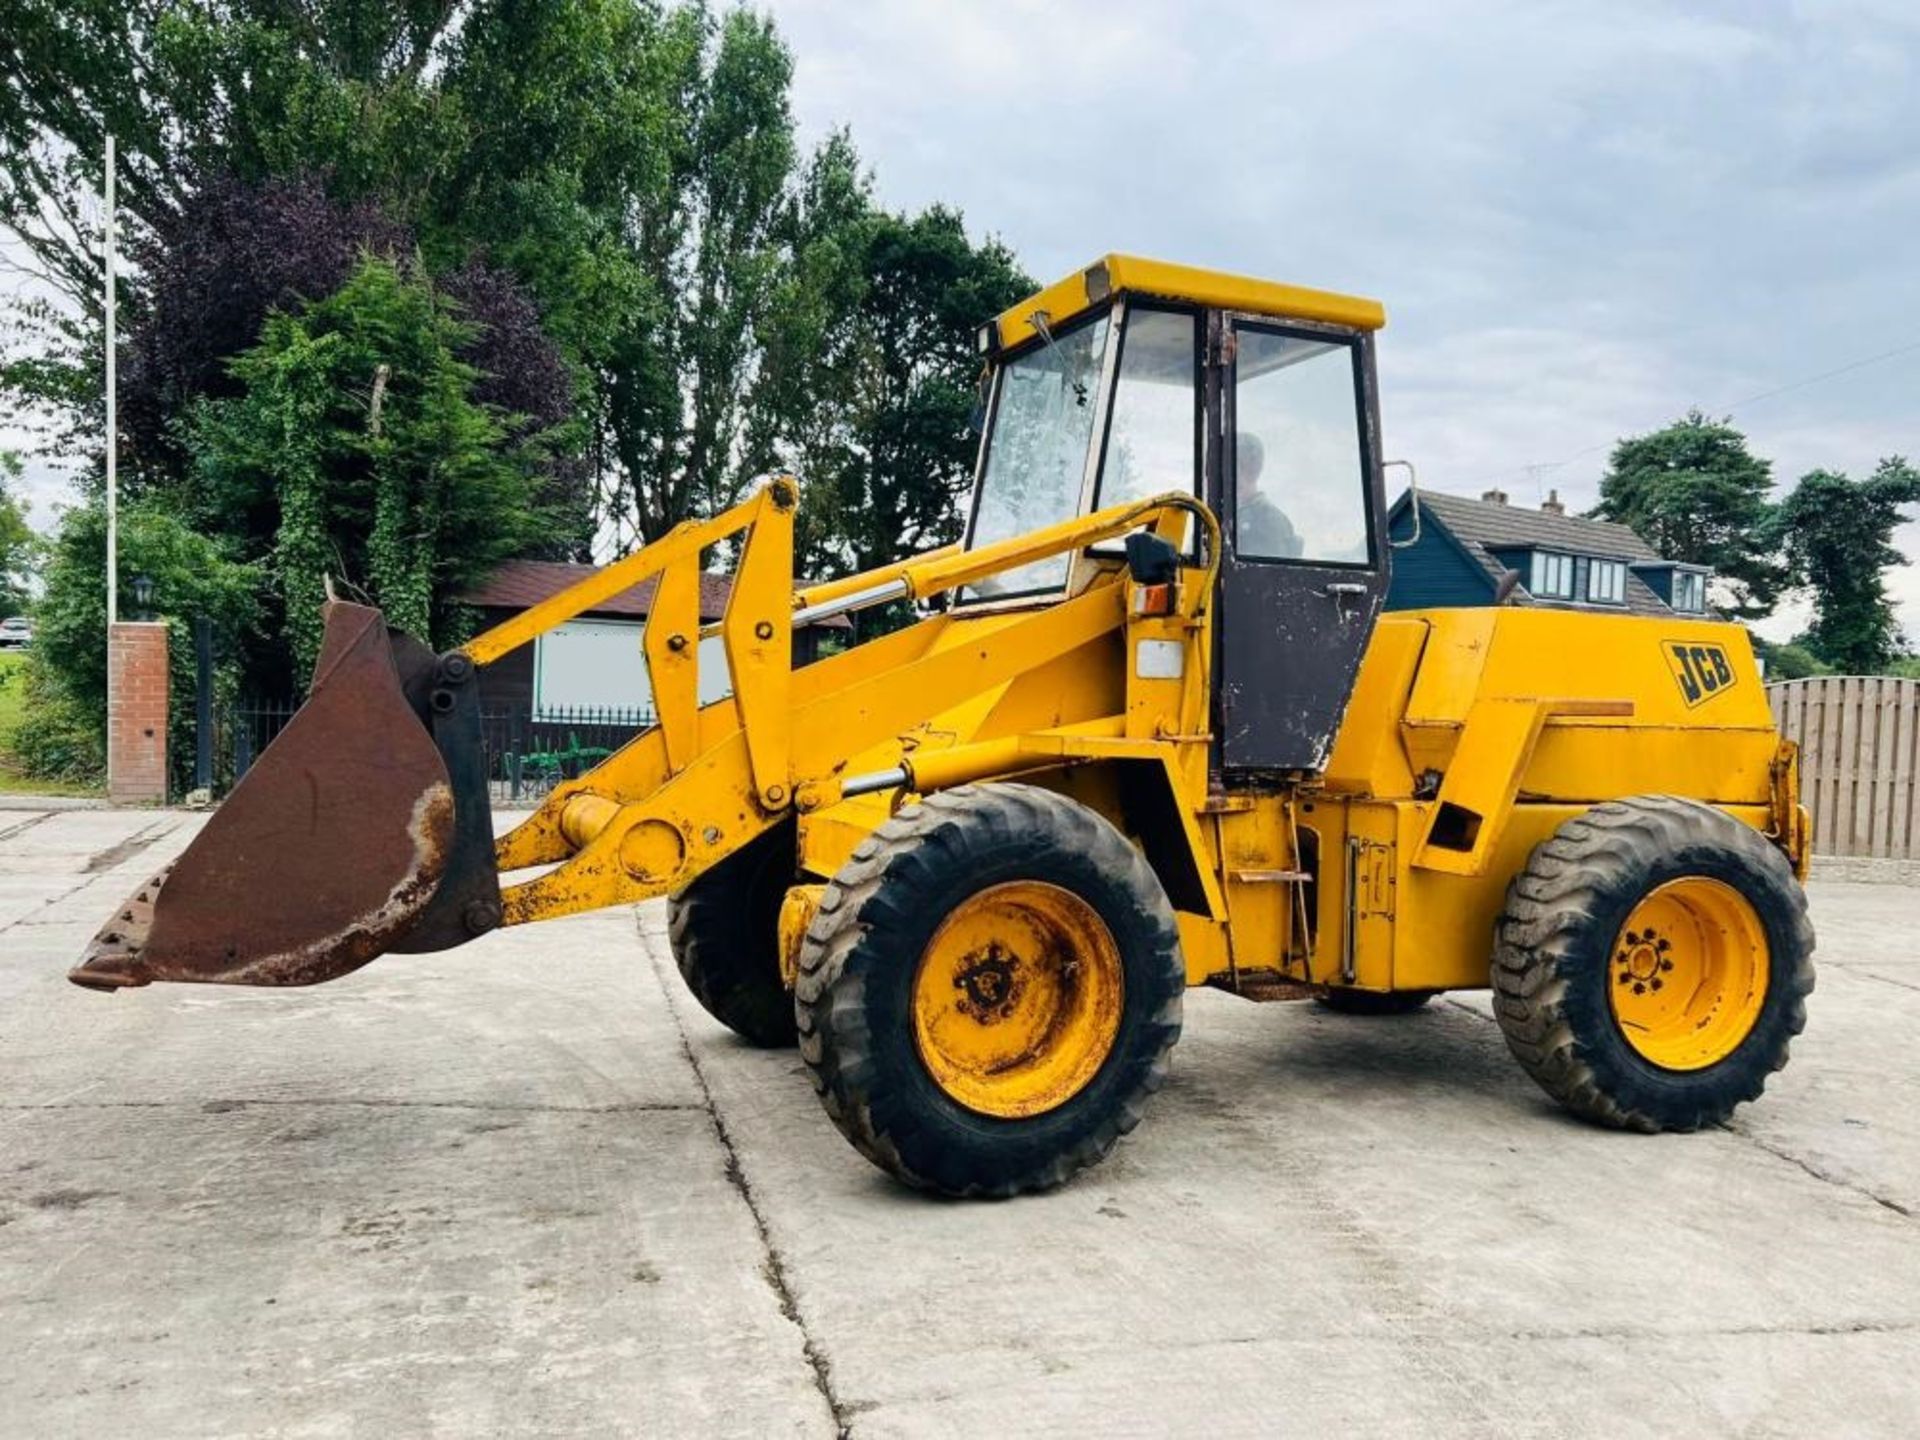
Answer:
70 601 468 991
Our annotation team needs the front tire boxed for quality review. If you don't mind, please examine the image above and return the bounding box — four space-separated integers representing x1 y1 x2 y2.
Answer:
795 783 1184 1198
1493 796 1814 1132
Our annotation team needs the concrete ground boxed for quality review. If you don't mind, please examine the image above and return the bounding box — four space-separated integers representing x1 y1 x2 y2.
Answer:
1 808 1916 1438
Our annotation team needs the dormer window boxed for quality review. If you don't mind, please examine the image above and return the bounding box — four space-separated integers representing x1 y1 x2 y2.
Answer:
1588 558 1626 605
1673 570 1706 613
1531 551 1574 598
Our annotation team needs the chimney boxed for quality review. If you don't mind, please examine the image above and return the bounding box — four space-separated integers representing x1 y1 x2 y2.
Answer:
1481 487 1508 505
1540 489 1566 515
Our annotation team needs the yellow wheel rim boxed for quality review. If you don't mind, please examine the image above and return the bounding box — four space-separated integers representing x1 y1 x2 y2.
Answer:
1608 877 1770 1071
911 881 1125 1119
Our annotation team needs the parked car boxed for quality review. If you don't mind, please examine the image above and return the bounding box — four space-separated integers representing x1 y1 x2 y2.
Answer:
0 617 34 649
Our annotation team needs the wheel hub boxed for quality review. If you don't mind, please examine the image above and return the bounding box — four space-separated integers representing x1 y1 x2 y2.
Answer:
953 945 1021 1019
1608 877 1770 1071
912 881 1125 1119
1615 929 1674 992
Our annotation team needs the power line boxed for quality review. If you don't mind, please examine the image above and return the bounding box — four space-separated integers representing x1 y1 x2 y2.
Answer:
1716 337 1920 414
1459 332 1920 493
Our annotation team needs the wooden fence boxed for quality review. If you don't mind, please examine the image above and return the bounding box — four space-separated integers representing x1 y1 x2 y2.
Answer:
1768 675 1920 860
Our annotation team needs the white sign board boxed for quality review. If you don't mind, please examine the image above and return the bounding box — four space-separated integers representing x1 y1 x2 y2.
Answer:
532 618 732 718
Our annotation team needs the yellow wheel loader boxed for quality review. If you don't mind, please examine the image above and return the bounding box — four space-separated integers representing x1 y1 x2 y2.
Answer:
74 255 1816 1198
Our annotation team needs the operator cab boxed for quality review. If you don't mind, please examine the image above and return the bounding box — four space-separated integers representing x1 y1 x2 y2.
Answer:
960 255 1391 775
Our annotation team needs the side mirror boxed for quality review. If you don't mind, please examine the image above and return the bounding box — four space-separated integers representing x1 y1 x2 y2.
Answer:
1124 531 1180 586
1385 459 1421 549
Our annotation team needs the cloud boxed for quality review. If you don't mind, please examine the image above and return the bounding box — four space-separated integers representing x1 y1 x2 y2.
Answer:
767 0 1920 634
1 235 86 531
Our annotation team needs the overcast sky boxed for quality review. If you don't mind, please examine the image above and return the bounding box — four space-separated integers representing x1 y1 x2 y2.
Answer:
8 1 1919 636
762 0 1920 638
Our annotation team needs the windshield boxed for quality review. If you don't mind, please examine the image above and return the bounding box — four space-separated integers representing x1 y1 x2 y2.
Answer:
966 311 1111 597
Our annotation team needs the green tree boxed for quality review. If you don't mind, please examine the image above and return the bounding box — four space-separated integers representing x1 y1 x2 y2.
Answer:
746 142 1032 585
3 2 861 541
1750 635 1828 681
188 255 549 680
0 0 468 308
0 452 38 617
1771 458 1920 673
0 0 472 448
3 0 1035 595
582 7 801 541
1592 411 1784 618
15 502 258 784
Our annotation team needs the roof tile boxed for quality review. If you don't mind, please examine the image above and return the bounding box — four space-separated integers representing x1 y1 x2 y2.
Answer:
1416 490 1661 561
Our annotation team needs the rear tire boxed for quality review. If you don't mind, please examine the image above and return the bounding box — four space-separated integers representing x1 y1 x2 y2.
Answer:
1493 796 1814 1132
795 783 1184 1198
667 823 797 1049
1316 988 1435 1015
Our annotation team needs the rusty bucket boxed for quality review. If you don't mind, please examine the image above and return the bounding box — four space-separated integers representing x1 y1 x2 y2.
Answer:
71 601 498 992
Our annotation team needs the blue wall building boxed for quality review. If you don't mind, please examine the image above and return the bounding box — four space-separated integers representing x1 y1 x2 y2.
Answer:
1386 488 1712 617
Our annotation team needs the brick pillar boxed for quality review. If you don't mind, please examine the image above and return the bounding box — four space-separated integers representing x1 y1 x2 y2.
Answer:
108 621 169 804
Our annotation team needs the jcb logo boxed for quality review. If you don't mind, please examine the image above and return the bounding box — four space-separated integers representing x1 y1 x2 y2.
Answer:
1666 641 1736 708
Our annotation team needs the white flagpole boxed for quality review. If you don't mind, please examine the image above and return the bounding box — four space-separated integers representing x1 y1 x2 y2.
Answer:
104 133 117 626
102 133 120 800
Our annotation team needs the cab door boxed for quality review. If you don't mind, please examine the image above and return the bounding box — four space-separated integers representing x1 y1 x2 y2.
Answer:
1212 317 1390 774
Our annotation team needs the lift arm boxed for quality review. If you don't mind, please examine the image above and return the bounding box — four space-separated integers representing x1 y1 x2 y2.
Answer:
483 481 1220 925
70 472 1215 991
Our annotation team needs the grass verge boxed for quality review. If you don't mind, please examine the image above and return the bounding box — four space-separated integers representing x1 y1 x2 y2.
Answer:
0 651 105 799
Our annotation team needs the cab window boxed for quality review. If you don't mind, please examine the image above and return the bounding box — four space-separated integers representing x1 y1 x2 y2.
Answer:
1232 327 1371 565
1094 306 1199 512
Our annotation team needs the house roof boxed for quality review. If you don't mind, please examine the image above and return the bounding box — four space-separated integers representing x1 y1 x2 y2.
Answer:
457 558 854 628
1394 490 1674 617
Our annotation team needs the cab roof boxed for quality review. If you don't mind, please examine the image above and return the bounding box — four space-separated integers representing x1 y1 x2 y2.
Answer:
989 254 1386 352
